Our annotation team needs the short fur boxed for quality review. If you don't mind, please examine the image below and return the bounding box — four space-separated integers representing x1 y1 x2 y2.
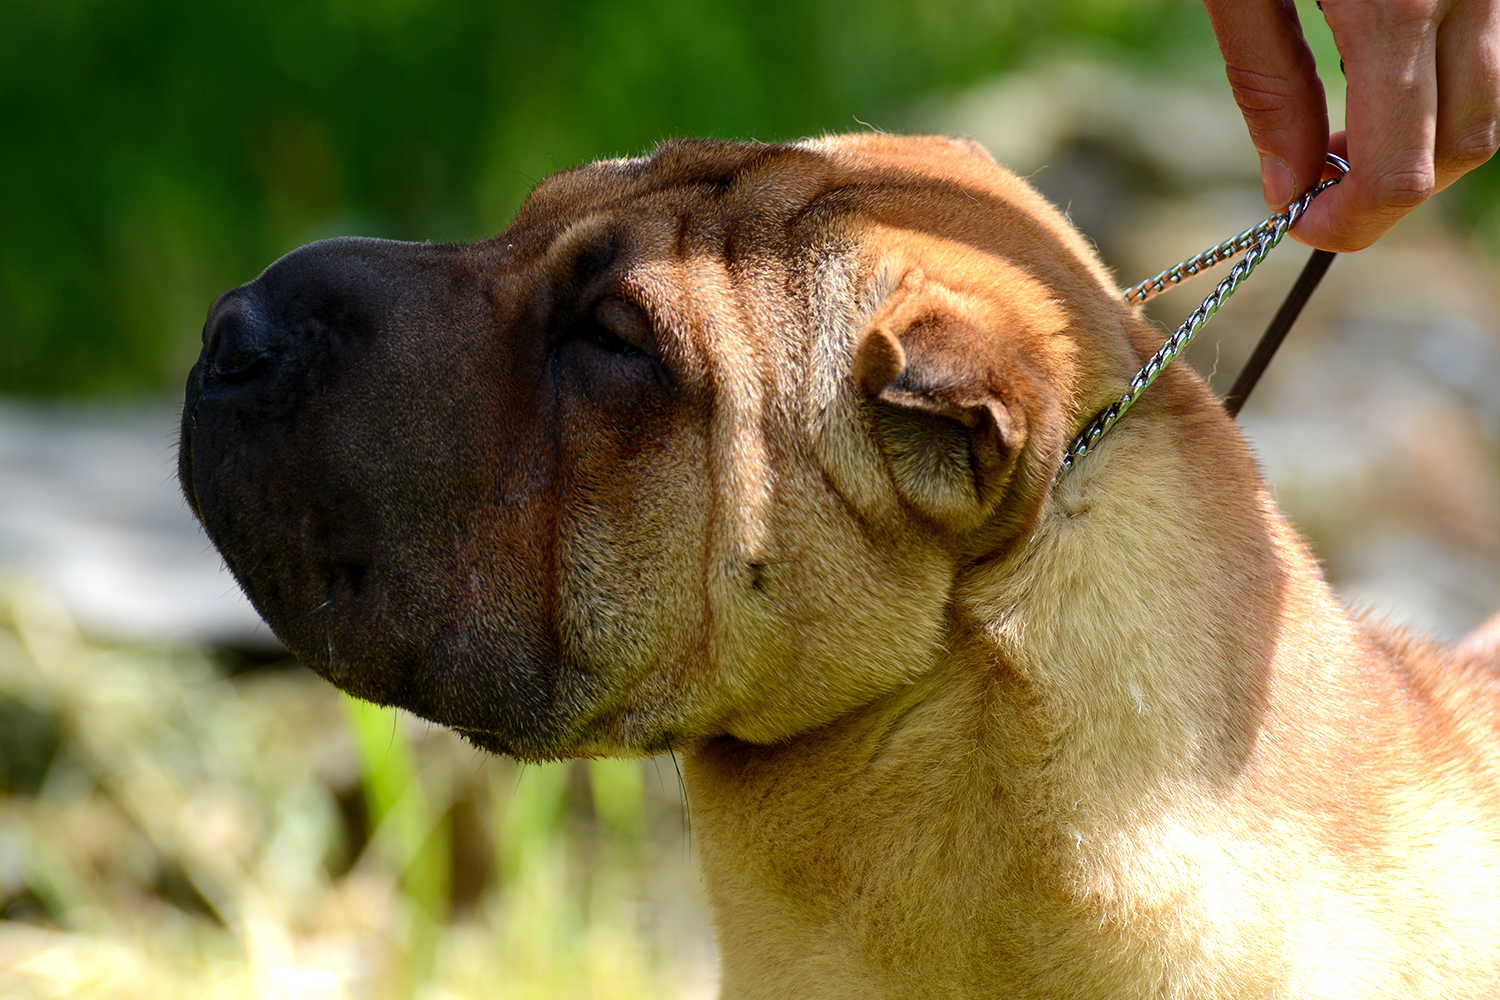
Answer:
180 134 1500 998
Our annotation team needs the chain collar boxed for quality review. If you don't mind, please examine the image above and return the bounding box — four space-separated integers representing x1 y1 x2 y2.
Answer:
1053 153 1349 483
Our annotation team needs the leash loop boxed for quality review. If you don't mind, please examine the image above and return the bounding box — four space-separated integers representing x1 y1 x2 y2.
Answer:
1054 153 1348 483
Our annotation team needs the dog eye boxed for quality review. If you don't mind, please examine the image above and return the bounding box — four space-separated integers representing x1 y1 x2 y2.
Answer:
576 297 655 359
559 296 676 392
584 320 644 358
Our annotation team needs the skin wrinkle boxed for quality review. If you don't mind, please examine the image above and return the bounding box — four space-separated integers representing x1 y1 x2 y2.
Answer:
1223 61 1323 137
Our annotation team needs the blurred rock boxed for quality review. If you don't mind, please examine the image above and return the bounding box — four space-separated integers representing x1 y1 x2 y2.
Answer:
0 400 279 651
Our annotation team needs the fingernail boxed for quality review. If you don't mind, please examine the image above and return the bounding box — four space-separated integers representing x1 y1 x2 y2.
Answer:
1260 155 1296 210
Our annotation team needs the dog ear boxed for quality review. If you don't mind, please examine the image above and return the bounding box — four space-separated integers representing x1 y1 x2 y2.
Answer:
853 270 1027 528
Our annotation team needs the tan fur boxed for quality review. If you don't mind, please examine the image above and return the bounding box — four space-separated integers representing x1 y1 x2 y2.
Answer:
181 133 1500 998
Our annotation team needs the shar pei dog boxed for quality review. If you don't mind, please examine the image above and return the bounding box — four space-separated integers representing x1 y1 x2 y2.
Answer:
180 133 1500 998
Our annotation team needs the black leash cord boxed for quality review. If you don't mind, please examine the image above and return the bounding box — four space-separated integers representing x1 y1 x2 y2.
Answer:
1221 248 1338 418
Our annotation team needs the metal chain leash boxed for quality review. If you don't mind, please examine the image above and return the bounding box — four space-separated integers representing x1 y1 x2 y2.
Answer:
1122 219 1289 307
1054 153 1349 483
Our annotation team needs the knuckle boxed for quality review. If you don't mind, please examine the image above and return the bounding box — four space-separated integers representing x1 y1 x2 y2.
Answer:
1222 66 1304 134
1443 120 1500 173
1373 166 1436 209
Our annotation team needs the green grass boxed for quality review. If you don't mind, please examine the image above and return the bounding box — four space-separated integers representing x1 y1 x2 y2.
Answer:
0 575 714 999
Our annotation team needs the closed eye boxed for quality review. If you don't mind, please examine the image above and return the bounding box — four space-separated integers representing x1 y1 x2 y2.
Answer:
584 319 645 357
558 296 676 391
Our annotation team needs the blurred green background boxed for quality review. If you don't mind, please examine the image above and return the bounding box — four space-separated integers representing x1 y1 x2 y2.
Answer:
10 0 1495 398
2 1 1498 997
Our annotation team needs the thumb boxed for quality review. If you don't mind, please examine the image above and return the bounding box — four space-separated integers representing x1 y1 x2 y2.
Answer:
1202 0 1331 209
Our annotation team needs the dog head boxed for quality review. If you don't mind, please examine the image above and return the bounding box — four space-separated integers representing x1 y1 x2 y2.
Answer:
180 134 1147 760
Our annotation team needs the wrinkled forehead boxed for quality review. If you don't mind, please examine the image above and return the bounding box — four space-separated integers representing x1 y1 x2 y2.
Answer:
494 139 847 269
491 135 1114 301
525 140 839 215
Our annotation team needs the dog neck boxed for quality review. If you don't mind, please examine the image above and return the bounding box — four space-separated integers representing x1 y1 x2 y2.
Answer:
684 374 1387 997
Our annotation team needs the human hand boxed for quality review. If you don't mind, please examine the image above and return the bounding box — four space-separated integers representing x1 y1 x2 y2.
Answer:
1202 0 1500 252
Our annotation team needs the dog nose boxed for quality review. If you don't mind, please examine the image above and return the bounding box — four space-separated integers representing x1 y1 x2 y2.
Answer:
203 287 281 379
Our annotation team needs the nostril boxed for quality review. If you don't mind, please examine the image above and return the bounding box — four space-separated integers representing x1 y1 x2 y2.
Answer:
204 290 276 378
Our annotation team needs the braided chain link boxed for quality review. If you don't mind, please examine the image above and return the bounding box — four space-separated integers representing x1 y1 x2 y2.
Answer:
1122 220 1279 306
1054 154 1348 483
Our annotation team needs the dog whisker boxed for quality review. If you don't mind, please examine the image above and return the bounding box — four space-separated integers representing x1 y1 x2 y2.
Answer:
293 598 332 626
665 739 691 861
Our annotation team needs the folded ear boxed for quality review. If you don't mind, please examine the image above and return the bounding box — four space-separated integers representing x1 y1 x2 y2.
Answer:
853 269 1027 529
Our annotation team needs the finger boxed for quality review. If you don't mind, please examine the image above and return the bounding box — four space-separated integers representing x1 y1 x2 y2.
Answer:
1202 0 1330 209
1434 0 1500 189
1288 130 1352 248
1294 0 1439 251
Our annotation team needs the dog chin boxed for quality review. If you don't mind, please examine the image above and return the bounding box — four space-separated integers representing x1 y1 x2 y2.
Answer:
287 609 602 756
189 514 598 757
